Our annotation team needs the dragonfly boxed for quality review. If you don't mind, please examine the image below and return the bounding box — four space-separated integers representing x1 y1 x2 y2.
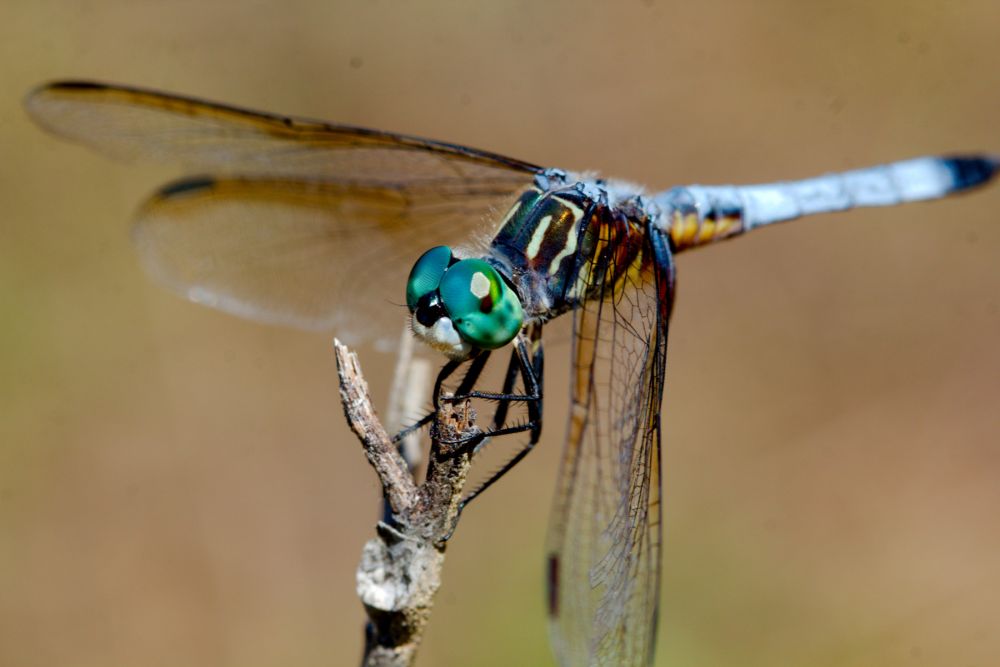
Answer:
26 81 999 667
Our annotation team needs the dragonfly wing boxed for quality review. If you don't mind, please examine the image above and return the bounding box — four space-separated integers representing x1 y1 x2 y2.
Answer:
546 228 674 666
25 81 542 184
133 176 523 346
25 80 543 345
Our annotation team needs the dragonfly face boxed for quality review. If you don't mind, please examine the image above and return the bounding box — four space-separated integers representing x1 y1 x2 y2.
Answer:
405 179 653 361
24 80 999 667
406 244 524 359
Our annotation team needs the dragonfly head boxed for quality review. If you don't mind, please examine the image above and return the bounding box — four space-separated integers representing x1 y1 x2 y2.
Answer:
406 246 523 359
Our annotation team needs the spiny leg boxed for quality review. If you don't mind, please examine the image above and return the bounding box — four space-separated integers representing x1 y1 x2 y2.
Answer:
459 325 545 509
482 343 523 440
436 328 542 455
391 352 491 444
450 328 541 405
460 327 544 508
437 329 544 543
392 326 544 519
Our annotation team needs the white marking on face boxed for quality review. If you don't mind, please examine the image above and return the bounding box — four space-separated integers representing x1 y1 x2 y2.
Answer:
526 214 552 260
470 271 491 299
411 314 472 360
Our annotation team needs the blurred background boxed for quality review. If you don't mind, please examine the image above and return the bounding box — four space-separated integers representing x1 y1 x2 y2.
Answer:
2 1 999 665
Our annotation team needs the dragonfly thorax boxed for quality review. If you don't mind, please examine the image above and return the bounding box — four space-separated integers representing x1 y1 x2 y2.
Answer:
490 181 653 322
405 245 524 359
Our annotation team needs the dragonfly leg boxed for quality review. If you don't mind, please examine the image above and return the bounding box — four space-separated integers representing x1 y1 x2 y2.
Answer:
463 333 543 502
391 412 434 445
435 352 531 453
450 331 541 404
391 352 491 444
450 350 493 400
437 331 544 543
482 342 523 436
484 326 544 446
436 329 542 452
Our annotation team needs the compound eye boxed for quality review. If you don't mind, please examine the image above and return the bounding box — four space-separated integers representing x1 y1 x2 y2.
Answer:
406 246 453 311
438 259 523 349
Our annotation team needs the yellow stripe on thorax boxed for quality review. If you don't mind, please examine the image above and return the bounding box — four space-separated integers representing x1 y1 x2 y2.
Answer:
526 214 553 260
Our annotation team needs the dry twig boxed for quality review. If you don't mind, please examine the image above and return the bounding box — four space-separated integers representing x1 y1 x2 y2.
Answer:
335 340 479 667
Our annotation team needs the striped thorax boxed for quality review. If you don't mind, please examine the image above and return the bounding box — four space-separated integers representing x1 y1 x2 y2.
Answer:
490 177 654 323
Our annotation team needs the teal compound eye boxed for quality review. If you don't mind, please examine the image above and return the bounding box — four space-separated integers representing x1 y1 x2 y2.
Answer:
438 259 523 349
406 246 454 311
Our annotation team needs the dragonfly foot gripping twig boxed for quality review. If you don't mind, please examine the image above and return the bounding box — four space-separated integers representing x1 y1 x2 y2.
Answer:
335 340 478 667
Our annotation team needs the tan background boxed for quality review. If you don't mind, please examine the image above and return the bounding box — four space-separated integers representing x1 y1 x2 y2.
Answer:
2 1 999 665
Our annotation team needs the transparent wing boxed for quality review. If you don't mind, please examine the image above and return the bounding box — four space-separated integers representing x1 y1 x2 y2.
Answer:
24 80 543 344
25 81 542 184
546 229 673 666
132 176 523 346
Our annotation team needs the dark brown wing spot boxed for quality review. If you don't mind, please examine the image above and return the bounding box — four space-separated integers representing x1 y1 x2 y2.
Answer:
547 554 560 617
158 177 216 198
49 80 106 92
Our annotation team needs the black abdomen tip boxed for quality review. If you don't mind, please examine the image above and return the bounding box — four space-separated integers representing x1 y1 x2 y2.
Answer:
943 155 1000 191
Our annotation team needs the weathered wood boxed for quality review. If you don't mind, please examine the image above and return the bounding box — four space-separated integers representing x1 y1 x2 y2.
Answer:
334 340 478 667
